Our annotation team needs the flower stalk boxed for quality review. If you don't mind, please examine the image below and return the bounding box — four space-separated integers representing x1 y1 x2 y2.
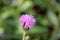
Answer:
22 31 26 40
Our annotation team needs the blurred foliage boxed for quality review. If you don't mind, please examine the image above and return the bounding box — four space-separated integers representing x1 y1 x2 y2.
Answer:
0 0 60 40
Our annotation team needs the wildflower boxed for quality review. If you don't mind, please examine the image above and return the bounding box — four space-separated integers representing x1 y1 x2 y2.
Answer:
19 14 36 30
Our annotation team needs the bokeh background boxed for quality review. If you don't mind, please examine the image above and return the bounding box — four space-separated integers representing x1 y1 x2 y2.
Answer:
0 0 60 40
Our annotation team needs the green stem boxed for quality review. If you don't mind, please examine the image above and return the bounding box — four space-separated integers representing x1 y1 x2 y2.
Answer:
22 31 26 40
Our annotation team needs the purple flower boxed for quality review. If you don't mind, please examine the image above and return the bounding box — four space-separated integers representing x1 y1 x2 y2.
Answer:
19 14 36 30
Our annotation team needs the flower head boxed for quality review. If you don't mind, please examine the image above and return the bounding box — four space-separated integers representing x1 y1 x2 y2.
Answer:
19 14 36 30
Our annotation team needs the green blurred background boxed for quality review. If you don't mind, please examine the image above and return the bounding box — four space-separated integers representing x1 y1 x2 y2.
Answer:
0 0 60 40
